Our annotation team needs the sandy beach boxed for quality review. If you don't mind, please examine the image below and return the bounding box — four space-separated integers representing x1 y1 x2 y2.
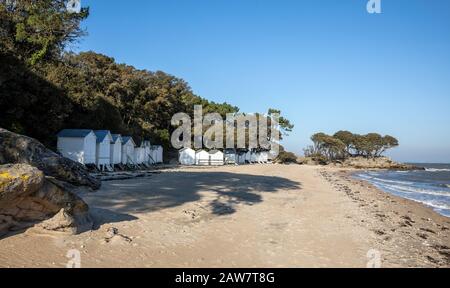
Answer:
0 164 449 268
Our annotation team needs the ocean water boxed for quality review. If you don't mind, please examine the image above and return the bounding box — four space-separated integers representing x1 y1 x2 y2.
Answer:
354 164 450 217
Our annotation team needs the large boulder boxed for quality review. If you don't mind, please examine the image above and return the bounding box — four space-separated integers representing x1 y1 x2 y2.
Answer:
0 128 100 190
0 164 92 236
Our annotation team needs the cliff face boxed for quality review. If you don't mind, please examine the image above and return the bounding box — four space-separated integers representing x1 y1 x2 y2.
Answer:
0 129 98 237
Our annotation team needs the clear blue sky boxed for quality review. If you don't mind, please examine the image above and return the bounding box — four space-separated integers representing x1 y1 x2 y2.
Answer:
74 0 450 163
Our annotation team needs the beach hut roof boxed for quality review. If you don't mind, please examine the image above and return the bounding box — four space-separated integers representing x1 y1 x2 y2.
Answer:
111 134 122 143
180 147 194 152
122 136 136 146
140 140 151 147
94 130 112 143
57 129 94 138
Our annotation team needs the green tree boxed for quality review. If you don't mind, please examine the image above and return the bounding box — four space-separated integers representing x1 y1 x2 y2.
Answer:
365 133 384 157
0 0 89 65
311 132 328 154
380 135 399 156
352 134 370 157
268 108 294 136
307 131 399 161
309 133 345 161
0 51 73 146
333 130 355 155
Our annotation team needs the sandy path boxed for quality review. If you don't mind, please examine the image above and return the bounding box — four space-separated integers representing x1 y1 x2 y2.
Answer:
0 165 448 268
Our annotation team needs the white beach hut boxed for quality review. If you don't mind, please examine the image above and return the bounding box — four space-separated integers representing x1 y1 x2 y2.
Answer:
151 145 163 164
110 134 122 166
237 152 246 165
94 130 113 170
209 150 224 166
258 152 266 163
253 152 259 163
179 148 196 165
195 150 210 166
148 148 156 164
121 136 136 165
224 150 237 165
245 151 252 163
250 151 258 163
57 129 96 165
134 147 145 165
260 151 269 163
157 146 164 163
141 140 152 165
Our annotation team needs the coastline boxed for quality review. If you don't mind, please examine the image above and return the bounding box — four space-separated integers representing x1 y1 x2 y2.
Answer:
0 164 449 268
320 167 450 267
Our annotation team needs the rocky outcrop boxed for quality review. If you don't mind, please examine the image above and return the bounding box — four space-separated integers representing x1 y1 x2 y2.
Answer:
0 128 100 190
340 157 424 170
300 156 424 170
0 164 92 237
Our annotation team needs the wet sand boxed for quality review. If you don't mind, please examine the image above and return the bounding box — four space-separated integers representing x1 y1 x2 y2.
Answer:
0 164 449 268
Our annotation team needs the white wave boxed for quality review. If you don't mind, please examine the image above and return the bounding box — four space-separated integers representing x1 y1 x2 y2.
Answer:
355 173 450 217
374 182 450 198
356 174 414 186
371 177 414 186
375 185 450 211
425 168 450 172
412 199 450 211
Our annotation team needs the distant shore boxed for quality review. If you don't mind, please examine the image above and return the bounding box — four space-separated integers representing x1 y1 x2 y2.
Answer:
298 155 425 171
0 164 448 267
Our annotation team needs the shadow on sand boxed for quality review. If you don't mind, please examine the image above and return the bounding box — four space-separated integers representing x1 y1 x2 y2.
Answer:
0 171 301 239
82 171 302 225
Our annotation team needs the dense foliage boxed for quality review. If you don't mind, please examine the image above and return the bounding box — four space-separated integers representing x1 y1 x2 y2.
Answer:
276 151 298 164
0 0 293 154
304 130 399 162
0 0 89 65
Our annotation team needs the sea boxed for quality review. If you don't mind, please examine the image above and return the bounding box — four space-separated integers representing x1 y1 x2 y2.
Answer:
354 163 450 217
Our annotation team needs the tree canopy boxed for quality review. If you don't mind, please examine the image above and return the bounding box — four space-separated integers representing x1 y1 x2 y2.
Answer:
0 0 293 154
0 0 89 65
305 131 399 162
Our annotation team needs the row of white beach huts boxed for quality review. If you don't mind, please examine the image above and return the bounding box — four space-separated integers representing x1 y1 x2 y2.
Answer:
57 129 163 171
178 148 274 166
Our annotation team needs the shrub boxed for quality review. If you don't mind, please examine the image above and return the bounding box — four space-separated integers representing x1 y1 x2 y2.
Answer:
276 151 298 164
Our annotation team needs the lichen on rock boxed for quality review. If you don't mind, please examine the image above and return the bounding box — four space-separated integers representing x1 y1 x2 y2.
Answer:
0 164 93 236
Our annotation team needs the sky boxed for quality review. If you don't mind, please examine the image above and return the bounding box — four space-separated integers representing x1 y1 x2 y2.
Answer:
74 0 450 163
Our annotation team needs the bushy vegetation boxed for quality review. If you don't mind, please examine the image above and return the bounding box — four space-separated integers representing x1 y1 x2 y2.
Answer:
276 151 298 164
0 0 292 152
304 131 399 163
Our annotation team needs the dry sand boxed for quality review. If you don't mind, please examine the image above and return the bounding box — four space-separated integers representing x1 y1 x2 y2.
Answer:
0 164 449 268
